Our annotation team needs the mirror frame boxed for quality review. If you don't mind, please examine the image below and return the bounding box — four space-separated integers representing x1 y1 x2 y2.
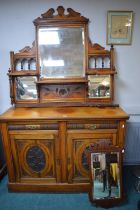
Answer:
88 145 124 209
33 6 89 80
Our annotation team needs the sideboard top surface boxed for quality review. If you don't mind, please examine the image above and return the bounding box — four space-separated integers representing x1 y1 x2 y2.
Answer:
0 107 129 122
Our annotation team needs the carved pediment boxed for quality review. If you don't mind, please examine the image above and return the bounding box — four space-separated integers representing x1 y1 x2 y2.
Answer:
18 41 36 56
88 39 110 55
88 39 105 50
34 6 89 24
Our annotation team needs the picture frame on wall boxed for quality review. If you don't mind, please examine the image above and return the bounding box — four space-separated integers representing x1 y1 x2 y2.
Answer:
107 11 133 45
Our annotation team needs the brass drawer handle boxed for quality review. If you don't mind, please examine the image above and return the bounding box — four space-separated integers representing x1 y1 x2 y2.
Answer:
25 125 41 129
85 124 97 130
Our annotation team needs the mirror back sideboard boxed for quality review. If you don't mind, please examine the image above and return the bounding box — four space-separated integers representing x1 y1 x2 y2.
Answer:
0 6 129 208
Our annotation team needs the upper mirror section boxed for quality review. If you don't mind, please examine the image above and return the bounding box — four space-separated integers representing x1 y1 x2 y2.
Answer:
34 6 89 79
38 27 85 78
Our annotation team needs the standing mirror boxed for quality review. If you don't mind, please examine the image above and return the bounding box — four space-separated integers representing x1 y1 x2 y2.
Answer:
88 146 124 208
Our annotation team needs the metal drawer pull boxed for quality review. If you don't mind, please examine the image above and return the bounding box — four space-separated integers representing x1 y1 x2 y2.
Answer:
86 124 97 130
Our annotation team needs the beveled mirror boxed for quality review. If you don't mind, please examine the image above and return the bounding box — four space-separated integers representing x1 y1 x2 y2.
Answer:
88 146 123 208
15 76 37 100
38 27 85 78
88 75 111 98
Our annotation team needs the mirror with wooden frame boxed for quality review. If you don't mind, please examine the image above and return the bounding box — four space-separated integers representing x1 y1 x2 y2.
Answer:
8 6 116 107
38 27 85 78
88 146 124 209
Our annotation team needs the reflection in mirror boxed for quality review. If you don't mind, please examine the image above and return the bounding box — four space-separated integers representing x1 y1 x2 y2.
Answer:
88 75 110 98
91 152 120 200
16 76 37 100
38 27 85 78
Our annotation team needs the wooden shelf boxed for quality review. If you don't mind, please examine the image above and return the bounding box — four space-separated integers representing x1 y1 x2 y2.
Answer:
86 69 117 75
8 71 38 76
36 78 88 84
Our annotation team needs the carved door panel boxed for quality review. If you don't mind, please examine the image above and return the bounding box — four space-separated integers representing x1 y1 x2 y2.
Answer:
67 130 117 183
9 130 60 183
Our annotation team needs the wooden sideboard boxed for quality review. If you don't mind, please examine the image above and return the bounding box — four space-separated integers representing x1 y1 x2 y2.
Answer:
0 106 128 192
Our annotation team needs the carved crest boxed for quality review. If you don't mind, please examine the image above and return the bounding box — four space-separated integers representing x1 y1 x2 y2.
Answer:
34 6 88 24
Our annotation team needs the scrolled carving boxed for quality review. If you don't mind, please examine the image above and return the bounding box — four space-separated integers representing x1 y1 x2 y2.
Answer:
67 8 81 17
34 6 88 23
41 8 55 18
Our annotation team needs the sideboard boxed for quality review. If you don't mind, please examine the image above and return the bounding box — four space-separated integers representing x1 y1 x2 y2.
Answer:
0 106 128 192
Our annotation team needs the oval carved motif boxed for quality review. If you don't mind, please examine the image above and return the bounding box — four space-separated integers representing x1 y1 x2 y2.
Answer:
26 145 46 172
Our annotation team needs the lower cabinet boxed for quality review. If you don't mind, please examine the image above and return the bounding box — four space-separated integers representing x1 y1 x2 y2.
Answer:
9 130 60 183
0 107 128 192
6 122 120 192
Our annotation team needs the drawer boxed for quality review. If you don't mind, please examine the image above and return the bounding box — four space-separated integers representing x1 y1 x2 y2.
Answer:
8 123 58 130
67 121 118 130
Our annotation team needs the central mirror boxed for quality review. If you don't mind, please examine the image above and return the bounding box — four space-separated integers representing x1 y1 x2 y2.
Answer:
38 27 85 78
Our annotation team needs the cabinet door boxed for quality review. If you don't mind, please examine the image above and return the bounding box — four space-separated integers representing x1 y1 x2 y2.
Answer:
67 130 117 183
9 130 60 183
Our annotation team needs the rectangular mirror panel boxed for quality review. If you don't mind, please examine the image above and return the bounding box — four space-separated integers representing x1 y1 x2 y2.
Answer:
38 27 85 78
16 76 37 100
91 152 120 199
88 75 110 98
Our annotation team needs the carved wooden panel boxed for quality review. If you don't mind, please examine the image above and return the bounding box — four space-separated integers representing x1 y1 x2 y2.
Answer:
67 131 117 183
26 145 46 172
9 131 59 182
40 84 86 102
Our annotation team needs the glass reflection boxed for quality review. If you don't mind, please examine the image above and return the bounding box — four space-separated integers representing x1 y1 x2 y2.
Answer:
16 76 37 100
91 152 120 199
88 75 110 98
38 27 85 78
